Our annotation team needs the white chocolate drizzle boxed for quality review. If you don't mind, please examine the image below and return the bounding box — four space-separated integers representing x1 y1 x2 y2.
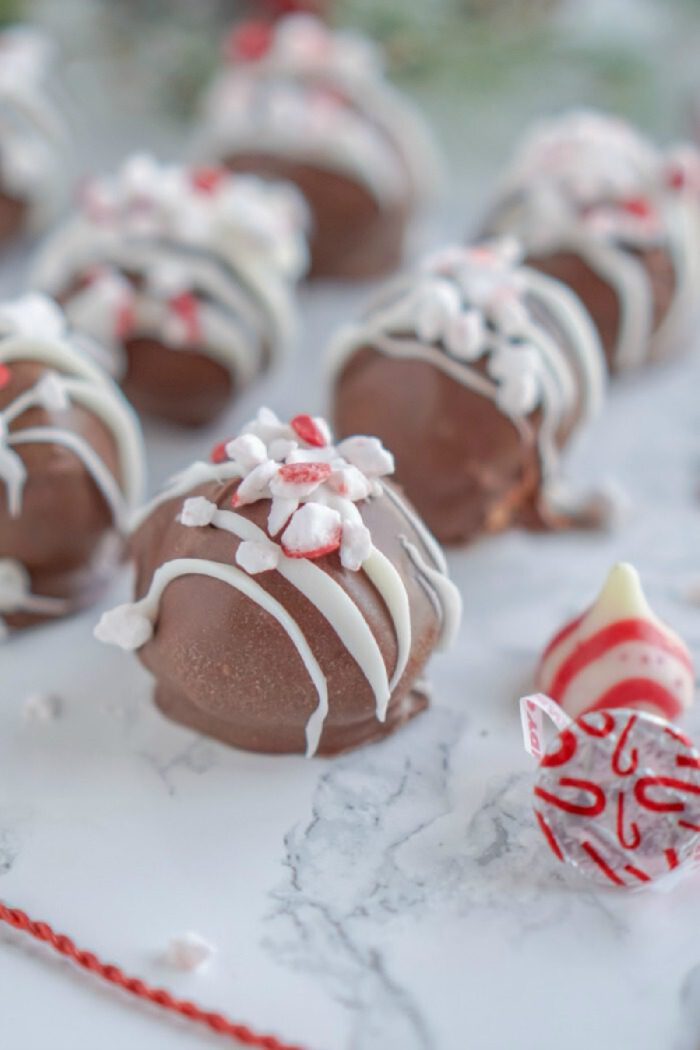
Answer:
328 240 606 509
95 408 460 755
0 26 70 229
0 294 145 632
484 110 700 371
201 14 442 209
32 155 309 383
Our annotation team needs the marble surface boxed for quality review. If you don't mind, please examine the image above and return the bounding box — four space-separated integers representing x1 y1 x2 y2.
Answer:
2 252 700 1050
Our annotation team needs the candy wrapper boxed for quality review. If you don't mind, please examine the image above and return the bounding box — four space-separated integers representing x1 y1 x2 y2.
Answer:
521 694 700 889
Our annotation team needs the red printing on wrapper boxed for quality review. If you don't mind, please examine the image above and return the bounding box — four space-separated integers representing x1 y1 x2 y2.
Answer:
521 697 700 889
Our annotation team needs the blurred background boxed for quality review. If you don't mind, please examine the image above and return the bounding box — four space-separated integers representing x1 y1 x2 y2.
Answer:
3 0 700 230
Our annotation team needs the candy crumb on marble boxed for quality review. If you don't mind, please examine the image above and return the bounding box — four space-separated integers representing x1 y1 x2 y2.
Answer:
163 931 216 972
22 692 63 722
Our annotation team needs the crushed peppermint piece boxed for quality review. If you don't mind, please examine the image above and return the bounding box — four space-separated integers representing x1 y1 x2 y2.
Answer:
196 410 396 570
180 497 217 527
23 692 63 722
0 364 11 390
94 604 153 650
281 503 342 559
336 435 394 477
339 519 372 570
236 539 280 574
36 372 69 412
290 413 330 448
225 433 267 469
232 459 277 506
210 440 232 464
268 496 298 536
164 931 216 972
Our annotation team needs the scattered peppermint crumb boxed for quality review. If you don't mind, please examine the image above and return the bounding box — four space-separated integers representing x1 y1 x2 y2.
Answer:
164 931 216 972
22 692 63 722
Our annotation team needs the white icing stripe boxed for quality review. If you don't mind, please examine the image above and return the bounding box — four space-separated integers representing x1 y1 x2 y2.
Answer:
10 427 128 529
362 546 411 691
517 267 605 418
400 538 461 651
105 556 329 758
379 483 447 574
0 336 145 508
577 238 653 372
211 508 392 724
130 460 244 530
650 198 700 362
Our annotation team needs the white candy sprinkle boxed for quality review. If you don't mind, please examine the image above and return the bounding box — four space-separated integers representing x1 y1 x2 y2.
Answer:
179 497 217 527
234 460 277 506
36 372 69 412
445 309 485 360
281 503 342 556
94 604 153 650
340 519 372 570
268 496 298 536
336 436 394 477
164 932 216 972
327 465 370 501
23 692 63 721
225 433 268 470
236 539 280 574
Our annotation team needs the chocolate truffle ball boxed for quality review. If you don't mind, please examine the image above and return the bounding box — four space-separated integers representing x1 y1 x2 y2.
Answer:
0 294 145 635
32 155 308 427
200 14 442 280
481 109 700 373
0 26 70 247
330 241 607 546
95 408 461 756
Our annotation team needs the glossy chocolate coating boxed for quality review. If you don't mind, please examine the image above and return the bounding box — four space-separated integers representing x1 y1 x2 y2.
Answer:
132 479 441 755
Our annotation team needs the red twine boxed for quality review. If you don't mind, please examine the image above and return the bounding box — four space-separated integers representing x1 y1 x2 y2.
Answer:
0 900 308 1050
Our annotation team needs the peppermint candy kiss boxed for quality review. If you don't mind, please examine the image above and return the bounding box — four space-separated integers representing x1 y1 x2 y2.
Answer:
537 563 695 722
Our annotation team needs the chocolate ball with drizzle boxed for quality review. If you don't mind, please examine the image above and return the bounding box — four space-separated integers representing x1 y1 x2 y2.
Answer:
95 408 461 756
200 14 442 280
481 110 700 374
32 155 308 427
0 294 145 635
330 240 607 546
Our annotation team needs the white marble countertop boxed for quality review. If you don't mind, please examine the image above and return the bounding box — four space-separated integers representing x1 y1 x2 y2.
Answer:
2 253 700 1050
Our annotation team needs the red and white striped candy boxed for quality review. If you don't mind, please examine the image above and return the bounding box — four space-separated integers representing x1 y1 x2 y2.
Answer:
537 563 694 722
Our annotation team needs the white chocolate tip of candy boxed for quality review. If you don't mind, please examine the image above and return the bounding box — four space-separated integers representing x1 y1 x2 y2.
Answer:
584 562 655 632
94 603 153 650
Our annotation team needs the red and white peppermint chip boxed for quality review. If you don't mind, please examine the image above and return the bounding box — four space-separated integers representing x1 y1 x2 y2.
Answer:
534 708 700 888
